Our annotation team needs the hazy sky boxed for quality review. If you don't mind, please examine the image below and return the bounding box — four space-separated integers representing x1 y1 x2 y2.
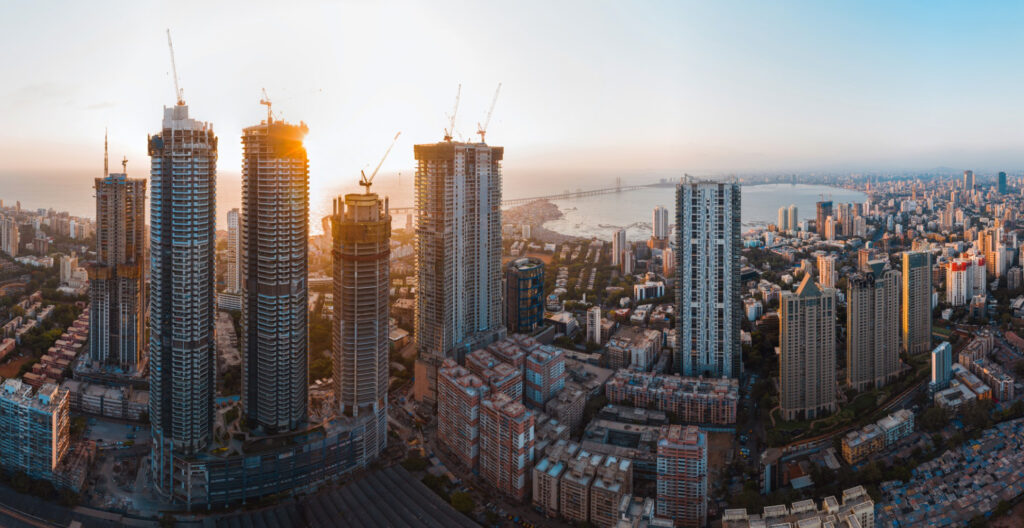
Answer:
2 1 1024 220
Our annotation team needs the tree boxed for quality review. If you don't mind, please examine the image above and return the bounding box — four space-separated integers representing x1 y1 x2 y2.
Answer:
919 407 948 432
450 492 475 514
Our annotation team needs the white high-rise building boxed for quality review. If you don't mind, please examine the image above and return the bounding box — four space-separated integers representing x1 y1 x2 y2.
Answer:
0 215 18 257
777 206 789 233
612 228 627 267
225 208 240 293
675 181 741 379
787 204 798 232
653 206 669 240
586 306 602 345
414 140 505 361
847 262 900 391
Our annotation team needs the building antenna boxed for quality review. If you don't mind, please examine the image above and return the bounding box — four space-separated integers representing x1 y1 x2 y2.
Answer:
103 128 108 177
166 29 185 105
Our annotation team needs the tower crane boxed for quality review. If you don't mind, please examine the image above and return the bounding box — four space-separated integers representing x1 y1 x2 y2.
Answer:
260 88 273 125
360 132 402 193
477 82 501 143
443 84 461 142
166 29 185 105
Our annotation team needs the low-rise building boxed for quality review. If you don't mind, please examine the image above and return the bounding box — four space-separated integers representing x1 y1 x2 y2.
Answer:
722 485 875 528
605 370 738 425
605 326 661 371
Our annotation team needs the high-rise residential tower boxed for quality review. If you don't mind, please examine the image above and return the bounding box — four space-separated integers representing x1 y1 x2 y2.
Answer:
777 206 789 233
999 171 1008 194
964 169 974 190
88 160 147 372
846 261 900 391
414 141 505 361
902 251 932 354
240 116 309 434
779 275 837 421
612 228 627 267
331 188 390 465
815 200 832 237
653 205 669 242
225 208 240 292
816 254 837 289
656 425 707 527
787 204 798 232
675 181 741 379
504 257 544 334
148 102 218 494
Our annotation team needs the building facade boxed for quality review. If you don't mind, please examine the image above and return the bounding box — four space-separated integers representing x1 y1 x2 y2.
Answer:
88 171 147 372
815 200 832 237
480 393 535 501
846 263 900 391
331 190 391 465
779 276 837 421
902 251 932 354
675 181 741 379
0 379 69 482
225 208 240 292
148 103 218 497
930 342 953 393
524 346 566 409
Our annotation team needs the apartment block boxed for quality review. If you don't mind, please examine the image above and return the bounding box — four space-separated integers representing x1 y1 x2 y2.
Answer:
605 370 738 425
437 359 487 471
544 381 587 433
466 348 523 401
723 486 875 528
0 379 69 481
846 262 900 391
656 425 707 528
606 326 661 371
525 346 567 409
480 393 535 501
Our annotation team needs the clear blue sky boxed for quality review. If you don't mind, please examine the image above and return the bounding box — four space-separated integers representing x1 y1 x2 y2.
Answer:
1 1 1023 218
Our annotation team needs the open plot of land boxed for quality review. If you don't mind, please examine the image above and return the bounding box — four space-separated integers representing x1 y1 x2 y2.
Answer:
0 355 34 378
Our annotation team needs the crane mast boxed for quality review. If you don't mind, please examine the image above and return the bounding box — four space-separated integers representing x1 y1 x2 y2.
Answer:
477 82 502 143
443 84 461 142
360 132 402 193
166 29 184 105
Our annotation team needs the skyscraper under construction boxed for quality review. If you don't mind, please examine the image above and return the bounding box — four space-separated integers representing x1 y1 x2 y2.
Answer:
331 187 391 464
148 101 218 496
413 140 506 400
240 113 309 434
88 145 147 372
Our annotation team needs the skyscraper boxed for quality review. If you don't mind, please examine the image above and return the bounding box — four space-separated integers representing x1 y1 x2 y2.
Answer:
999 171 1008 194
240 115 309 433
653 205 669 240
0 215 18 257
225 208 240 292
675 181 741 378
777 206 789 233
779 275 837 421
149 102 218 494
787 204 798 232
504 257 544 334
331 188 390 464
815 200 832 237
930 342 952 393
846 261 900 391
816 254 837 289
414 140 505 362
964 169 974 190
656 425 707 527
902 251 932 354
612 228 627 267
88 165 146 372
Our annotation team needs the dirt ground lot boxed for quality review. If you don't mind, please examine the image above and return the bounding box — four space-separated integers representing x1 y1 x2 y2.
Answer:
707 431 735 480
0 354 34 378
992 504 1024 527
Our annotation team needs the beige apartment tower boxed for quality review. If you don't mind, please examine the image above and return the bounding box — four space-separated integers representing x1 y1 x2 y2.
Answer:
847 261 900 391
779 275 837 421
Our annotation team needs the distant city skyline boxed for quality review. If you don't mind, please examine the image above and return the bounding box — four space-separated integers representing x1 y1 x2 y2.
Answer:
3 2 1024 224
